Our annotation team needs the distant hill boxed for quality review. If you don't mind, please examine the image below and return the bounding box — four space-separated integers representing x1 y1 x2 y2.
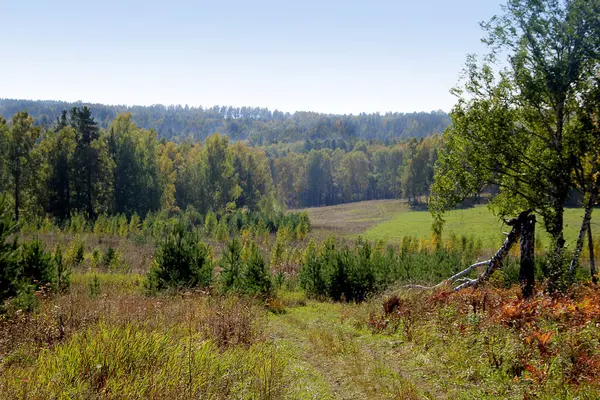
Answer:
0 98 450 143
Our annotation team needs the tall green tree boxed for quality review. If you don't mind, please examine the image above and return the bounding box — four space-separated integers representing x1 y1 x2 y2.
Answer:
431 0 600 260
0 118 9 195
70 107 113 219
40 125 77 220
201 134 240 212
108 113 161 217
341 151 370 203
8 112 41 221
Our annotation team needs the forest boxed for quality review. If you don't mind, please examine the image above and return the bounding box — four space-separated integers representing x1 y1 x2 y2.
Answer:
0 107 441 221
0 98 450 143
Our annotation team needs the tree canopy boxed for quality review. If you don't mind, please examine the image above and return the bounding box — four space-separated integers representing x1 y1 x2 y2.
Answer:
431 0 600 270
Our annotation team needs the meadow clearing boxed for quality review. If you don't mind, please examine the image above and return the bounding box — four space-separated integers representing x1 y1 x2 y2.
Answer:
304 200 599 251
1 201 600 399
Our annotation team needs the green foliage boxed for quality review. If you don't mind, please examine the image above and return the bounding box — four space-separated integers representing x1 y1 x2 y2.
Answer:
219 238 244 292
7 111 41 221
108 114 161 218
299 239 325 297
54 246 71 294
220 239 271 295
88 274 101 298
102 247 116 268
1 102 448 228
430 0 600 274
544 247 573 294
214 218 230 242
64 236 85 267
204 211 217 234
0 98 450 143
0 196 70 308
242 241 272 296
0 196 19 301
0 324 291 399
18 240 56 289
296 211 310 240
90 248 102 269
300 236 471 302
270 229 287 270
146 224 213 292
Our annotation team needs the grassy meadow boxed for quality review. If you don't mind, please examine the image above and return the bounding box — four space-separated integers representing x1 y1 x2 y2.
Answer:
303 200 599 251
2 272 600 399
2 201 600 399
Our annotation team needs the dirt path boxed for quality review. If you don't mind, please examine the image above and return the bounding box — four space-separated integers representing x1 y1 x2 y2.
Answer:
268 302 432 400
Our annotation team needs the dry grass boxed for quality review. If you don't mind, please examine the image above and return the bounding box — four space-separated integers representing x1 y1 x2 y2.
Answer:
0 273 297 399
20 232 155 273
296 199 407 237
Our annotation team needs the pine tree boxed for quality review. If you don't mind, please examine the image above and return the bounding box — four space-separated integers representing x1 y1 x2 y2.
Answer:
8 112 40 221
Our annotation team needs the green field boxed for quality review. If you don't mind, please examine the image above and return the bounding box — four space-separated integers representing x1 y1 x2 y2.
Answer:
304 201 596 250
364 205 596 249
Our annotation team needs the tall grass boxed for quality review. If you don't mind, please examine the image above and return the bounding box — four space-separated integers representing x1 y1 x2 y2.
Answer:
0 324 289 399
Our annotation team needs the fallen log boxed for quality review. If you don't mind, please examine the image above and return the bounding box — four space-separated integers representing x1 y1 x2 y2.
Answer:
406 210 531 292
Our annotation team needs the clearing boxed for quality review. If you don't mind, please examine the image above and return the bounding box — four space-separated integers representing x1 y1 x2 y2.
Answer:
303 200 598 250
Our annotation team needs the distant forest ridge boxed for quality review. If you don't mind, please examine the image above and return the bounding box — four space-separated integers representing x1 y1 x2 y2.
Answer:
0 98 450 143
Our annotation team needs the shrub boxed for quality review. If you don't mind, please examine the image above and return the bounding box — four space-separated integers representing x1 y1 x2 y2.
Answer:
296 211 310 240
204 211 217 235
146 224 213 292
243 241 272 296
299 239 327 298
0 197 70 308
54 246 71 294
102 246 117 268
220 239 272 296
64 236 85 268
88 274 101 298
300 236 474 302
214 218 230 241
0 197 19 302
18 240 56 290
219 238 244 292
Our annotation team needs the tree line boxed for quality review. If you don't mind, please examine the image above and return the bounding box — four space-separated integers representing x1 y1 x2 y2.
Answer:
271 137 439 208
0 99 449 143
0 107 442 223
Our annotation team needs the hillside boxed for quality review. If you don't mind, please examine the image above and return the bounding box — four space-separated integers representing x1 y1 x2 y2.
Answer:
0 98 450 143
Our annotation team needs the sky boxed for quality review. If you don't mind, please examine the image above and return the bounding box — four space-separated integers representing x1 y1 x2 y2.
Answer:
0 0 503 115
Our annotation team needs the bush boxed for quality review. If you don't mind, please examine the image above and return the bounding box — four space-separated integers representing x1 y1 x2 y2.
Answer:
65 236 85 267
221 239 272 296
204 211 217 235
299 239 326 298
146 224 213 292
214 218 230 241
0 200 20 302
300 236 474 302
219 238 244 292
19 240 56 288
0 197 70 308
243 241 272 296
102 246 117 268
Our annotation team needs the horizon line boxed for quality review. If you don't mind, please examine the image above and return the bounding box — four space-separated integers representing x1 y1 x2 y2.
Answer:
0 97 451 117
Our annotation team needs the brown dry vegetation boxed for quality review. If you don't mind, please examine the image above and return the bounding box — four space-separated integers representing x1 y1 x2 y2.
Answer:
296 199 407 237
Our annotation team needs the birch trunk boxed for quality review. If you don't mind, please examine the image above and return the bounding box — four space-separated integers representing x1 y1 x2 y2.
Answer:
589 222 597 284
570 189 598 275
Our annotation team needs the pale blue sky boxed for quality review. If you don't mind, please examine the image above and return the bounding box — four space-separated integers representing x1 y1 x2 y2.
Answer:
0 1 503 114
